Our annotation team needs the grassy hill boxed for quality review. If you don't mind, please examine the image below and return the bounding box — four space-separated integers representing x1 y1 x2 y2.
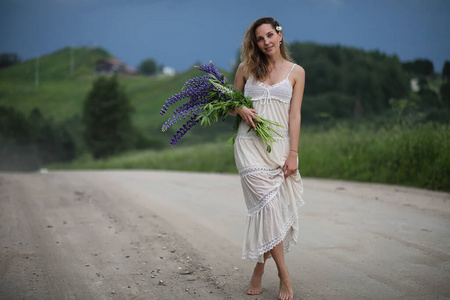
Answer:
0 47 112 122
0 47 234 147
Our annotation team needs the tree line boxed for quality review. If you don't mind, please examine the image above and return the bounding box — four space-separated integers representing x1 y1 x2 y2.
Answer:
288 42 449 124
0 53 21 69
0 106 76 170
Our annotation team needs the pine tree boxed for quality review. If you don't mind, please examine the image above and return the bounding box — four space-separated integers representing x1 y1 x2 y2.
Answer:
138 58 158 75
442 61 450 80
82 76 134 158
440 81 450 107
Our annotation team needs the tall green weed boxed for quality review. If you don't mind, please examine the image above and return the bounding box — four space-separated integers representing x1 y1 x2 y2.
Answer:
299 123 449 191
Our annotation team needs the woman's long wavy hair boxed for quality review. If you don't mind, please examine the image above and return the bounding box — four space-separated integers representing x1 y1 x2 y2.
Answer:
241 17 292 81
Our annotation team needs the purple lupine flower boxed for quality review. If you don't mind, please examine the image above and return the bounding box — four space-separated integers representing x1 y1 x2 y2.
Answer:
169 116 199 147
174 98 209 115
160 91 189 115
160 61 262 148
161 102 205 132
160 74 213 116
183 75 210 90
196 61 222 83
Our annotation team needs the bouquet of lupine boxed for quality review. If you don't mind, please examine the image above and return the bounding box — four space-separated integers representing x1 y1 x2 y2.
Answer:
160 61 283 152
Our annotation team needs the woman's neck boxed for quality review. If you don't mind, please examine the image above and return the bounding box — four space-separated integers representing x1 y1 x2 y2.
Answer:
266 57 286 73
266 54 285 69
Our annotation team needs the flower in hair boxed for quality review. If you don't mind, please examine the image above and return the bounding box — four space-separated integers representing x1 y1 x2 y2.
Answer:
276 26 282 31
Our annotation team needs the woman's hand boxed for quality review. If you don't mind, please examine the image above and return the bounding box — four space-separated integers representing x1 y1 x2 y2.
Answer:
283 151 298 178
237 106 261 130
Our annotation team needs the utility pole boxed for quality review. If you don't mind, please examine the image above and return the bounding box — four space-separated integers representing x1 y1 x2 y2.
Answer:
35 55 39 88
70 47 74 74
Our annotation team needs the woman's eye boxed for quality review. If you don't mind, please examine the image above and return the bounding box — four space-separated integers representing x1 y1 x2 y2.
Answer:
268 33 273 38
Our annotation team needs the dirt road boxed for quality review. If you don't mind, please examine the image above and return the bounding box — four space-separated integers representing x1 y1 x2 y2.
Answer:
0 171 449 300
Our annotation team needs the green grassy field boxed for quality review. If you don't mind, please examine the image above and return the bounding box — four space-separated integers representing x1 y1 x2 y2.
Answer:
0 47 229 133
50 123 450 192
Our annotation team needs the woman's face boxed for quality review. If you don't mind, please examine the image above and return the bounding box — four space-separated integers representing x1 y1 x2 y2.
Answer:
254 23 282 56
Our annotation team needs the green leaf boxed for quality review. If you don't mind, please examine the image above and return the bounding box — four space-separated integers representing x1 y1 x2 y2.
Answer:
227 134 237 146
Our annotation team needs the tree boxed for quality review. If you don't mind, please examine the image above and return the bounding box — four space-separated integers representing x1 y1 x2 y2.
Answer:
0 106 76 170
442 61 450 80
415 59 434 76
289 42 410 118
28 108 76 164
402 59 434 76
138 58 160 75
0 106 38 170
418 88 440 109
441 81 450 107
82 76 134 158
0 53 20 69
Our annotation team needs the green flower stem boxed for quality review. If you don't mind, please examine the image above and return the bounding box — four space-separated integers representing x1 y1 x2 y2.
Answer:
195 76 285 153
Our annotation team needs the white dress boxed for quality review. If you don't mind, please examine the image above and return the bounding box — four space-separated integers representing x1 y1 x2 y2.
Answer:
234 64 304 263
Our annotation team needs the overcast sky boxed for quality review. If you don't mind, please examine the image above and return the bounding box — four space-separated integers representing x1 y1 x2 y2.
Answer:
1 0 449 72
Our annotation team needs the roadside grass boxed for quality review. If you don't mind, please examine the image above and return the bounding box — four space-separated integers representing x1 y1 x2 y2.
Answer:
50 123 450 192
50 142 237 173
299 123 449 191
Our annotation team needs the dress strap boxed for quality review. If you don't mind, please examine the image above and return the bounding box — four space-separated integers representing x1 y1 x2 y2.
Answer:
286 64 296 79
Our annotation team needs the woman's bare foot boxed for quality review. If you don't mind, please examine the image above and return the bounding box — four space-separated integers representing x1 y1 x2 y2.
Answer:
247 263 264 295
278 276 293 300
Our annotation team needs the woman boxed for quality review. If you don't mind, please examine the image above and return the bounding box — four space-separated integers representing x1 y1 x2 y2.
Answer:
230 17 305 300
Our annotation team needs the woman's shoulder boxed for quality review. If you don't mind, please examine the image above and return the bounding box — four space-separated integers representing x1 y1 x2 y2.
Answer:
290 63 305 81
236 62 250 81
234 62 250 91
288 63 305 87
291 63 305 76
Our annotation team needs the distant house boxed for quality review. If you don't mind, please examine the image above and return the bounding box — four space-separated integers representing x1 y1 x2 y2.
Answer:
410 78 420 92
95 58 137 75
162 66 176 76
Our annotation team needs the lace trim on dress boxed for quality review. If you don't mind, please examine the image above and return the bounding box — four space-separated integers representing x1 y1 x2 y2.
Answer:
247 188 279 216
251 95 291 104
239 166 283 216
239 165 278 178
242 181 304 262
242 211 299 261
257 78 291 89
236 129 289 141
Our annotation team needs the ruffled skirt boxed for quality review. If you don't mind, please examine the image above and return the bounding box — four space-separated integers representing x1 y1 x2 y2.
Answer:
235 125 304 263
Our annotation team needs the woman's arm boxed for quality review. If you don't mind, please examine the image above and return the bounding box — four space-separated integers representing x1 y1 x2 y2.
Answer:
234 63 246 93
283 65 305 178
230 63 260 130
